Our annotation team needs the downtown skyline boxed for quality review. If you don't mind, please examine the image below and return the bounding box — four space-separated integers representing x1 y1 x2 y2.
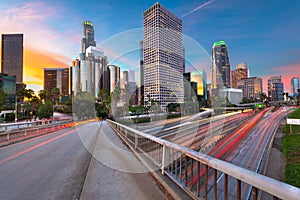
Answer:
0 0 300 93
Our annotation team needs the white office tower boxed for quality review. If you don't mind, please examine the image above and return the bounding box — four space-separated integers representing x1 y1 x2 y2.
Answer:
143 3 184 112
80 46 108 99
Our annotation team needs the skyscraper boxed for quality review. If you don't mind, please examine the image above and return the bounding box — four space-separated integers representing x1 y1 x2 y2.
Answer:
268 76 284 101
108 65 120 94
143 2 184 111
290 77 299 97
0 73 16 110
237 77 262 99
81 21 96 54
231 63 249 89
44 68 69 97
121 71 129 90
211 40 231 89
1 34 23 83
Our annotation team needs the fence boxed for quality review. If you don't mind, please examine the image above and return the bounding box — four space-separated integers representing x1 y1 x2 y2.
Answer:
108 119 300 200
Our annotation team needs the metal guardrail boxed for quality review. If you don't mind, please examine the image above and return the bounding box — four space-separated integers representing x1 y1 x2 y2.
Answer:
0 119 74 143
0 119 73 132
108 119 300 200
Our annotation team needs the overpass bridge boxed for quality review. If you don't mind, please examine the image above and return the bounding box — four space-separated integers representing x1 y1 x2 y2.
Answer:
108 119 300 200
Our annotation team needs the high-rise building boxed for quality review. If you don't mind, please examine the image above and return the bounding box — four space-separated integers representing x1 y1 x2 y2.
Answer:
71 58 80 96
81 21 96 54
1 34 23 83
290 77 299 97
237 77 262 99
211 40 231 89
121 71 129 90
231 63 249 89
44 68 69 97
108 65 120 93
80 46 109 99
143 2 184 111
139 40 144 106
183 72 198 102
184 70 207 102
0 73 16 110
268 76 284 101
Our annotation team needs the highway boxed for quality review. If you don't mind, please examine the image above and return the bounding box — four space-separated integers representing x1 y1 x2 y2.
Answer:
206 107 289 199
0 121 168 200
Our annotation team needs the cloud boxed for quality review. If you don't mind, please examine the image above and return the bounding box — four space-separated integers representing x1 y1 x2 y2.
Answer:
182 0 217 18
23 48 70 86
261 63 300 93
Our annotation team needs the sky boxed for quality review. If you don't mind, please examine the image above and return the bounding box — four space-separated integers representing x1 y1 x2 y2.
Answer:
0 0 300 93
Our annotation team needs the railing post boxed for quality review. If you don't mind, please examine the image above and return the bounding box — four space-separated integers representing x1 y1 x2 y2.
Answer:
161 145 169 175
6 133 9 141
134 133 138 148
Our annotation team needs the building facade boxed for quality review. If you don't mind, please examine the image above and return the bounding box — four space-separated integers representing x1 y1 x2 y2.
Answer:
211 41 231 89
1 34 23 83
44 68 69 97
237 77 262 99
0 73 16 110
143 2 184 111
268 76 284 101
108 65 120 94
231 63 249 89
290 77 299 97
81 21 96 54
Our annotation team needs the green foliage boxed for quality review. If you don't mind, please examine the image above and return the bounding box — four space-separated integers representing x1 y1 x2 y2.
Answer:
73 92 95 120
0 89 8 111
282 134 300 187
38 90 51 101
167 113 181 119
38 100 53 119
4 113 15 122
284 108 300 134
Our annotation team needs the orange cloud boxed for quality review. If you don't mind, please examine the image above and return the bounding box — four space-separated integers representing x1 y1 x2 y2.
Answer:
261 63 300 94
24 48 71 88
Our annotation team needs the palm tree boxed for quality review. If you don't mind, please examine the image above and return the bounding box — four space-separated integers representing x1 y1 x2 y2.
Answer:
38 90 50 101
24 89 35 101
51 88 60 105
31 96 41 121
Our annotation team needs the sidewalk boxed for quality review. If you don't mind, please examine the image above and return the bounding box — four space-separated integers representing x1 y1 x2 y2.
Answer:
80 121 170 200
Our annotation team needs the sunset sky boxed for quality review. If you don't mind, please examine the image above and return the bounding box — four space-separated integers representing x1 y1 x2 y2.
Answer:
0 0 300 93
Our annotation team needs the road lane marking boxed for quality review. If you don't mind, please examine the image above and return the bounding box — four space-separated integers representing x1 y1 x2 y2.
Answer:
0 129 76 165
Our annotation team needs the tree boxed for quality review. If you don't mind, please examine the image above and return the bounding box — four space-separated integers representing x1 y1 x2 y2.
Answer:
73 92 95 120
38 100 53 119
0 89 8 111
51 88 60 105
38 90 50 101
31 96 41 120
24 89 35 101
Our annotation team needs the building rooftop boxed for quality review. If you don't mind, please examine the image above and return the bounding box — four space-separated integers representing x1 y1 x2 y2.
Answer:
213 40 227 48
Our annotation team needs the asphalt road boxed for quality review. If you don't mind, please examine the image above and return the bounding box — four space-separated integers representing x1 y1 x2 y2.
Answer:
0 121 169 200
0 122 99 200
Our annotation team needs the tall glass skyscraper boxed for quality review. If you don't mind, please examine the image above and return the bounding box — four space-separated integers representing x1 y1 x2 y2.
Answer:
1 34 23 83
81 21 96 54
44 68 69 97
290 77 299 97
268 76 284 101
211 40 231 89
143 2 184 111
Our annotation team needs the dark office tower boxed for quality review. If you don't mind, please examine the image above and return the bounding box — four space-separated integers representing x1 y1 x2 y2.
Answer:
44 68 69 98
290 77 299 97
211 40 231 89
81 21 96 54
1 34 23 83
